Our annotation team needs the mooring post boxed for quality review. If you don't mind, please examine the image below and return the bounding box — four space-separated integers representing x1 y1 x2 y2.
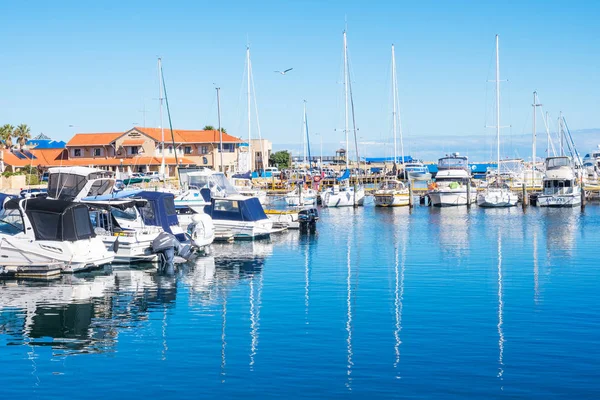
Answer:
408 180 414 207
522 183 527 209
581 183 586 210
466 181 472 208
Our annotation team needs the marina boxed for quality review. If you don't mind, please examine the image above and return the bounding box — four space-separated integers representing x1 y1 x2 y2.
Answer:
1 1 599 397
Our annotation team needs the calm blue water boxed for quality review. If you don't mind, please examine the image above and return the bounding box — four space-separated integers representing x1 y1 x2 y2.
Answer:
1 204 600 398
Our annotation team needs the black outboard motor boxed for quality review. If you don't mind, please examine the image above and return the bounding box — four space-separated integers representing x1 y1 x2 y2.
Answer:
299 208 319 233
152 232 178 264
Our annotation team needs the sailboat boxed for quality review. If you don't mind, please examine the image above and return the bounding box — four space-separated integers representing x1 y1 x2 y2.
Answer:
322 29 365 208
477 35 518 207
285 101 318 206
374 44 410 207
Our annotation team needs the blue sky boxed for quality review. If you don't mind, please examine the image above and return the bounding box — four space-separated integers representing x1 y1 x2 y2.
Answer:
1 0 598 160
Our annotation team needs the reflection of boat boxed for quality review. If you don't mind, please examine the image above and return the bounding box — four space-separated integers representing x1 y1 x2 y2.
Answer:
0 198 114 274
428 154 476 206
374 180 409 207
537 156 581 207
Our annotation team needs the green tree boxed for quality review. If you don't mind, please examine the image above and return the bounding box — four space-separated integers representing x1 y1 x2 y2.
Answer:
269 150 291 169
14 124 31 149
0 124 14 149
202 125 227 133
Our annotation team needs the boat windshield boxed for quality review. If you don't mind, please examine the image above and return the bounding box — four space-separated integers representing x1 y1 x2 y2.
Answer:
0 208 24 235
48 173 88 199
405 163 425 171
438 157 468 170
111 206 138 221
87 179 114 197
379 181 402 190
546 157 570 169
189 172 238 195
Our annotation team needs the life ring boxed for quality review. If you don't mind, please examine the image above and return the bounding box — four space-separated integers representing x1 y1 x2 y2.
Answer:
313 175 321 183
428 182 438 191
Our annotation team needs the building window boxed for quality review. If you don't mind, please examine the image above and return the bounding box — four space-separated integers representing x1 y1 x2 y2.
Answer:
168 146 173 154
94 148 102 157
223 143 234 153
201 145 208 154
184 146 192 155
129 146 139 155
73 148 82 157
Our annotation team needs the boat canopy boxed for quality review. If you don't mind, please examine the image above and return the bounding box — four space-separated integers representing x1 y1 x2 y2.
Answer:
546 157 571 169
5 198 95 241
48 168 114 200
209 197 267 222
438 156 468 170
337 169 351 181
114 191 182 239
188 171 238 196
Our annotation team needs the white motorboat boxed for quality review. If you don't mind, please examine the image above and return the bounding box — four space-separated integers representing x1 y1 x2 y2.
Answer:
477 35 518 208
374 180 410 207
0 198 114 273
285 186 318 206
404 162 432 181
232 177 267 204
428 153 476 207
537 156 582 207
322 184 365 207
47 166 115 200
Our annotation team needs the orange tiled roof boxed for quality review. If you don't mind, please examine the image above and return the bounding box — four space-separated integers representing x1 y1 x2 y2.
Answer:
67 132 123 146
134 127 242 144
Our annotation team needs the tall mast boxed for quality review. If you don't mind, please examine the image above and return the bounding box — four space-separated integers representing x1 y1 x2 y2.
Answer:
532 91 542 186
303 101 307 167
247 45 252 171
545 111 550 157
559 111 564 156
495 35 501 171
343 30 349 170
391 45 398 165
216 87 224 172
158 57 165 174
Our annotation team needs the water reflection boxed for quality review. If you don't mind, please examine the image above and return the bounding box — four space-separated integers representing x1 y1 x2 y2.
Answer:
497 230 505 383
428 207 471 258
393 211 408 378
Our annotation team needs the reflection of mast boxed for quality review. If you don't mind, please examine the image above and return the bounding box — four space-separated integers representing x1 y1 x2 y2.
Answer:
533 229 539 304
249 273 262 369
304 243 310 323
497 232 505 381
393 235 406 373
161 305 168 360
345 234 354 391
220 292 227 382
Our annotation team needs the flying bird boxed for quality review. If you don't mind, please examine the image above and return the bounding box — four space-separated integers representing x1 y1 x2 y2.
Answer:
274 68 293 75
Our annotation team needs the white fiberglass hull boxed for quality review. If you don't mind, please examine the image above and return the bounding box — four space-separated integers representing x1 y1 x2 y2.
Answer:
213 219 273 240
477 189 518 208
407 171 432 181
0 236 114 273
101 235 158 264
322 188 365 207
537 194 581 208
374 192 410 207
429 190 476 207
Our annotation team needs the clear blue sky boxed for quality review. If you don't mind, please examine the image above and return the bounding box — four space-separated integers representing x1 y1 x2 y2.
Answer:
1 0 598 160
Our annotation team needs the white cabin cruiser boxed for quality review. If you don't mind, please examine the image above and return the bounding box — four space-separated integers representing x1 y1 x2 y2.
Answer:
322 183 365 207
0 198 114 273
285 185 318 206
404 162 432 181
373 180 410 207
175 169 272 239
428 154 476 207
231 177 267 205
537 156 582 208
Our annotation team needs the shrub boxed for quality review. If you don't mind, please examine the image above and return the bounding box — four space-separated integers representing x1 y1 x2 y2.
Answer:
26 174 39 185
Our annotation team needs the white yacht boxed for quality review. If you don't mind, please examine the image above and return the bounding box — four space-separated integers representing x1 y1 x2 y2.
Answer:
404 162 432 181
232 177 267 205
0 198 114 274
537 156 582 207
285 185 318 206
374 180 410 207
477 35 518 208
428 154 476 207
175 168 272 239
322 183 365 208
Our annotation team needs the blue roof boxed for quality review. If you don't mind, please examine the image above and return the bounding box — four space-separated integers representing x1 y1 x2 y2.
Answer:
27 139 67 149
365 156 413 163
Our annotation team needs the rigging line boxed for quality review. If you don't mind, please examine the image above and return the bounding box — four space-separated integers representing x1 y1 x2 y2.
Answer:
160 64 179 167
249 59 267 171
346 56 361 182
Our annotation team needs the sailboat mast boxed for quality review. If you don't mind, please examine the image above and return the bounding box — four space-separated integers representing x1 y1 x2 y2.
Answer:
559 111 564 156
217 87 224 172
495 35 501 171
247 45 252 171
343 31 349 170
532 91 537 186
158 58 165 171
391 45 398 165
303 101 307 167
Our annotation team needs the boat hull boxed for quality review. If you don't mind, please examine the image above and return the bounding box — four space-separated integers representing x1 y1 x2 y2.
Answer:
537 194 581 208
213 219 273 240
374 193 410 207
322 188 365 207
429 190 476 207
477 190 519 208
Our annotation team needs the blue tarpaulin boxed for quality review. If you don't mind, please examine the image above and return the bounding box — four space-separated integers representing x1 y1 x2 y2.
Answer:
364 156 413 163
337 169 351 181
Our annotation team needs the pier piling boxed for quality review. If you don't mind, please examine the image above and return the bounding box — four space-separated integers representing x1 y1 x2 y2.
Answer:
466 182 472 208
522 183 528 209
408 181 414 207
581 183 586 210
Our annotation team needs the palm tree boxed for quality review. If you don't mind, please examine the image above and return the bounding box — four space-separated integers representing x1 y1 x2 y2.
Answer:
0 124 14 149
14 124 31 149
202 125 227 133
